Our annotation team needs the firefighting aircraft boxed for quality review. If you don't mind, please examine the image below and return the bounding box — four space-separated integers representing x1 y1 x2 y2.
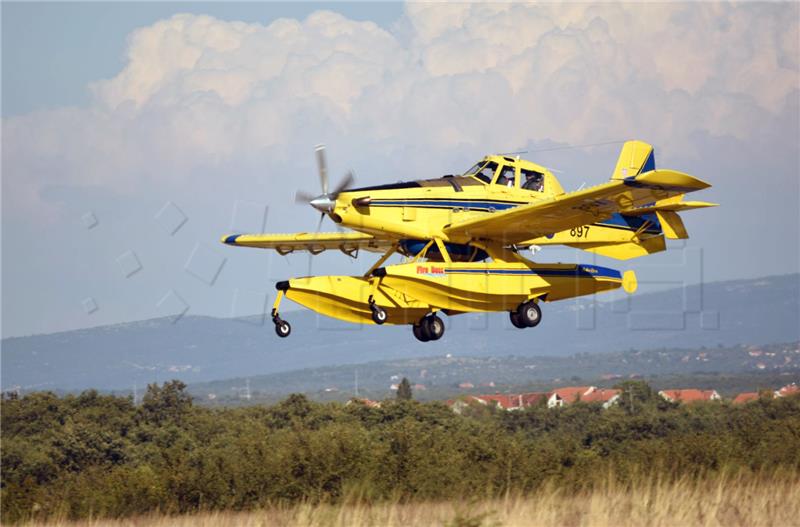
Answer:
221 140 715 341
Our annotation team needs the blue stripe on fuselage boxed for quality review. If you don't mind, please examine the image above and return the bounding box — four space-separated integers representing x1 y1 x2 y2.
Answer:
443 265 621 280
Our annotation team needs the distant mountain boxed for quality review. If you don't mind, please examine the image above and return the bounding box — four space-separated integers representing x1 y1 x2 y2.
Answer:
2 274 798 392
189 341 800 404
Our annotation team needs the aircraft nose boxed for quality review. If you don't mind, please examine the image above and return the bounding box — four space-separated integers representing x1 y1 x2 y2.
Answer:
309 195 336 214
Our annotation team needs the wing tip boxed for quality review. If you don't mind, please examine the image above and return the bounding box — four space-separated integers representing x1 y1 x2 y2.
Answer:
221 234 241 245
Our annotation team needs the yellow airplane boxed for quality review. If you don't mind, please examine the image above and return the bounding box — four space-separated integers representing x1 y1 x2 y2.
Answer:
221 140 716 341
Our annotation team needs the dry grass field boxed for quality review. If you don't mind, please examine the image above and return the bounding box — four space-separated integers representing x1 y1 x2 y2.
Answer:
18 472 800 527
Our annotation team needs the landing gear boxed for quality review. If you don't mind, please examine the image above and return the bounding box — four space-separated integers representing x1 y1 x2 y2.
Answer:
413 314 445 342
412 323 430 342
274 318 291 338
516 300 542 328
509 310 527 329
368 296 387 325
271 290 291 338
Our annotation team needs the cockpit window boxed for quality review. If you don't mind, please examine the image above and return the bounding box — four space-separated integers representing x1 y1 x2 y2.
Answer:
465 161 498 183
463 162 486 177
521 168 544 191
495 166 516 187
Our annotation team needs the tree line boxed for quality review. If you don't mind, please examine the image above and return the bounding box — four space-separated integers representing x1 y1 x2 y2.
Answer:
2 380 799 523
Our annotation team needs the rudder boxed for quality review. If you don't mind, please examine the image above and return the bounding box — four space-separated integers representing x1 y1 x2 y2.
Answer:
612 140 655 180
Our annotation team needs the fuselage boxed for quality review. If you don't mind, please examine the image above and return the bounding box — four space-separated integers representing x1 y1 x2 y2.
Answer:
328 154 663 257
331 154 562 244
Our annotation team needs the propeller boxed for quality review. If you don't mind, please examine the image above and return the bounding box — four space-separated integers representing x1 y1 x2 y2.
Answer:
294 144 355 216
294 144 355 275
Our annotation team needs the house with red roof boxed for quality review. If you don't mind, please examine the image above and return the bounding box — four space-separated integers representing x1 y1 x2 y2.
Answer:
448 392 549 413
581 388 622 409
547 386 595 408
732 392 760 405
473 394 522 410
520 392 548 407
658 389 721 404
775 383 799 398
346 398 381 408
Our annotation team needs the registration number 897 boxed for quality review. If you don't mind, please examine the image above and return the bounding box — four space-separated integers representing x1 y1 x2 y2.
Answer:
570 226 591 238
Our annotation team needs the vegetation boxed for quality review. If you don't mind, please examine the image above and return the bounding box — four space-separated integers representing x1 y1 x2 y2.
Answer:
396 378 412 401
14 472 800 527
2 380 799 524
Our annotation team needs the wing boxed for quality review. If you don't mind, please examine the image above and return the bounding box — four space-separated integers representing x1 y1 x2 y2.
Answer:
443 169 711 245
221 231 394 255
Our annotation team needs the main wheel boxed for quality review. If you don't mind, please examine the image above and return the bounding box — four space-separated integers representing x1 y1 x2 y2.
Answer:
371 305 388 325
517 300 542 328
274 320 291 338
422 314 445 341
509 310 526 329
412 323 430 342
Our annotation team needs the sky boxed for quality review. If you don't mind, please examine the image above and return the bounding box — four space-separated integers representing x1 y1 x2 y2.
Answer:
2 2 799 338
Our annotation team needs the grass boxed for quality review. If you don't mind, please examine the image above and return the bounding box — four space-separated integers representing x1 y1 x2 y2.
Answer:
18 471 800 527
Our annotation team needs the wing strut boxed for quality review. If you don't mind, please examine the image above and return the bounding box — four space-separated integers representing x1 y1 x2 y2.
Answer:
363 243 399 278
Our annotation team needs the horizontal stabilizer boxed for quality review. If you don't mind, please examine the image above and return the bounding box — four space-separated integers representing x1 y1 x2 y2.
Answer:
625 194 718 215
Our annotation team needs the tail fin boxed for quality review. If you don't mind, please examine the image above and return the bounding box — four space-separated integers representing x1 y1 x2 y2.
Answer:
611 140 656 180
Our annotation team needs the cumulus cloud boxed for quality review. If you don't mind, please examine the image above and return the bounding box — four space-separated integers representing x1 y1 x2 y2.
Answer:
2 3 798 218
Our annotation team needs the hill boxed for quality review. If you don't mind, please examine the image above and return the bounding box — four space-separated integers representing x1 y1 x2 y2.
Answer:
188 341 799 404
2 274 798 391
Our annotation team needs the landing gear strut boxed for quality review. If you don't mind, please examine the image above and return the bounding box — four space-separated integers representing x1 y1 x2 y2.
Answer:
272 289 291 338
412 313 445 342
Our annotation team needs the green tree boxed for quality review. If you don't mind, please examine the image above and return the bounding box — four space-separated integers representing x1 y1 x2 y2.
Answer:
140 380 192 424
397 378 413 401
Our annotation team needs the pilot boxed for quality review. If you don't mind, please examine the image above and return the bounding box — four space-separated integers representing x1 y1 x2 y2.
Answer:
497 167 516 187
522 170 544 191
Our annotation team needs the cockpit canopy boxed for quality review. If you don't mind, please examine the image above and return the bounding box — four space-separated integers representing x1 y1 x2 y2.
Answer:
462 156 551 193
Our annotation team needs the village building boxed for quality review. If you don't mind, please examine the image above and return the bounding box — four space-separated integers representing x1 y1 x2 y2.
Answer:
346 398 381 408
658 389 721 403
581 388 622 409
547 386 595 408
775 383 799 397
732 392 760 404
448 392 548 413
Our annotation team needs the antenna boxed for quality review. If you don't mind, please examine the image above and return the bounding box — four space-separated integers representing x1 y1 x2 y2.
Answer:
528 140 625 154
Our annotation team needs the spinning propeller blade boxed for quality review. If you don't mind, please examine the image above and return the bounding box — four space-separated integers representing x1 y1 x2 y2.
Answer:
295 145 356 215
315 144 328 195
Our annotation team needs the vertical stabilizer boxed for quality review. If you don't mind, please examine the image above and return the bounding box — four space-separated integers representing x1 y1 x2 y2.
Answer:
612 140 655 179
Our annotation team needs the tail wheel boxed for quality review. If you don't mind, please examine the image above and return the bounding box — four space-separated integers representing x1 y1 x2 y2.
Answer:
422 314 445 341
274 319 291 338
412 323 430 342
509 311 526 329
370 304 388 325
517 300 542 328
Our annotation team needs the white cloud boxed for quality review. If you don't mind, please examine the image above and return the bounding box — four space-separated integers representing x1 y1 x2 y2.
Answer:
3 3 798 218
